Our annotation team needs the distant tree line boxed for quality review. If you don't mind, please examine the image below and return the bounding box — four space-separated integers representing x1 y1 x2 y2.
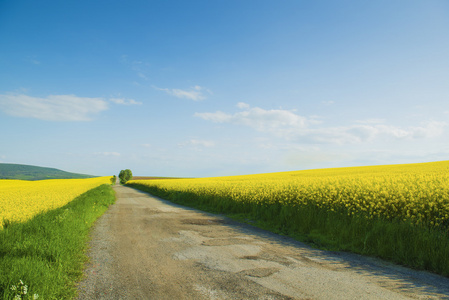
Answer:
118 169 132 184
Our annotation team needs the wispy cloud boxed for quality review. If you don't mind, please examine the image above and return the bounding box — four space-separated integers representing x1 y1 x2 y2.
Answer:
309 121 445 144
195 102 308 131
109 98 142 105
153 85 210 101
195 103 447 145
94 152 121 157
301 121 447 145
355 118 385 124
0 93 108 121
178 139 215 148
120 55 151 80
25 56 41 65
236 102 250 109
29 59 41 65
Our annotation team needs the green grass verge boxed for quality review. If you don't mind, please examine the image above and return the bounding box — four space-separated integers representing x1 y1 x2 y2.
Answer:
128 183 449 277
0 184 116 300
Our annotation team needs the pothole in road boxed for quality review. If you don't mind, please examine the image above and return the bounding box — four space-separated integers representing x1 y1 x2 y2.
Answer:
142 208 159 214
201 238 255 246
181 218 227 226
241 255 259 260
241 253 295 266
237 267 280 278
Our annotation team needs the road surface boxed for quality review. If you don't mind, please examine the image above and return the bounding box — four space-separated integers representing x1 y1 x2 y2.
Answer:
76 185 449 299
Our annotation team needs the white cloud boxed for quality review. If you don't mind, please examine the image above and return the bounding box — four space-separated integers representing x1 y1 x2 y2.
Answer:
191 139 215 147
109 98 142 105
95 152 121 157
355 118 385 124
194 111 232 123
178 139 215 148
407 121 446 138
286 121 447 145
195 103 307 132
153 85 210 101
237 102 250 109
195 103 447 145
0 93 108 121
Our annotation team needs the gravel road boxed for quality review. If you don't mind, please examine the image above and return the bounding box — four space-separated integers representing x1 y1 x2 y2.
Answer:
76 185 449 299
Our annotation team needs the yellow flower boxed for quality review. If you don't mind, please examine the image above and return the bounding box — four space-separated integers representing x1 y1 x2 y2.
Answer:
1 177 112 229
127 161 449 229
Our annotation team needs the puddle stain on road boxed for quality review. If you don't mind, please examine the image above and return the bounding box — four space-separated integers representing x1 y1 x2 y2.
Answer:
181 218 228 226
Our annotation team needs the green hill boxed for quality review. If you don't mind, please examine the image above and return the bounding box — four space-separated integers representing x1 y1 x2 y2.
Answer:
0 163 95 180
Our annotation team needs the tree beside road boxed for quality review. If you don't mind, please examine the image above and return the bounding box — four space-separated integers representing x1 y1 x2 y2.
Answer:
118 169 132 184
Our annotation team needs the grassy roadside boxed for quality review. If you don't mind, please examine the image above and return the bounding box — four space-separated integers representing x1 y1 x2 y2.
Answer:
127 183 449 277
0 184 115 300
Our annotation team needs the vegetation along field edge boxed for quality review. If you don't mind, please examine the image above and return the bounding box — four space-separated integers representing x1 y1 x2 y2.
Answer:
0 184 116 300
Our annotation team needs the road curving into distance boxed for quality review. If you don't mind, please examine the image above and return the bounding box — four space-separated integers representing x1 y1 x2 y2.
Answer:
76 185 449 299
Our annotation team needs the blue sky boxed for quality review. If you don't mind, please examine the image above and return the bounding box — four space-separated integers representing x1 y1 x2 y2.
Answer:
1 0 448 177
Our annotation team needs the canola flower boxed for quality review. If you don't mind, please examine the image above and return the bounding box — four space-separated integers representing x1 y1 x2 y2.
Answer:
128 161 449 229
0 176 112 229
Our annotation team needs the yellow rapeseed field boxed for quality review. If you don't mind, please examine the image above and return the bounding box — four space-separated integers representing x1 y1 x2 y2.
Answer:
0 176 112 229
128 161 449 229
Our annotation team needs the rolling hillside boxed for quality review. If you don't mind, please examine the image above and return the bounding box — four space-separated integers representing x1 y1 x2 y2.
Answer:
0 163 95 180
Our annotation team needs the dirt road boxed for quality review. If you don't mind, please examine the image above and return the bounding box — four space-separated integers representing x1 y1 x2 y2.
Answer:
76 185 449 299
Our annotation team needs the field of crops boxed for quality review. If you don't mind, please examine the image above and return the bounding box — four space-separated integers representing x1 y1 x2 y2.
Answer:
0 176 112 229
128 161 449 229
